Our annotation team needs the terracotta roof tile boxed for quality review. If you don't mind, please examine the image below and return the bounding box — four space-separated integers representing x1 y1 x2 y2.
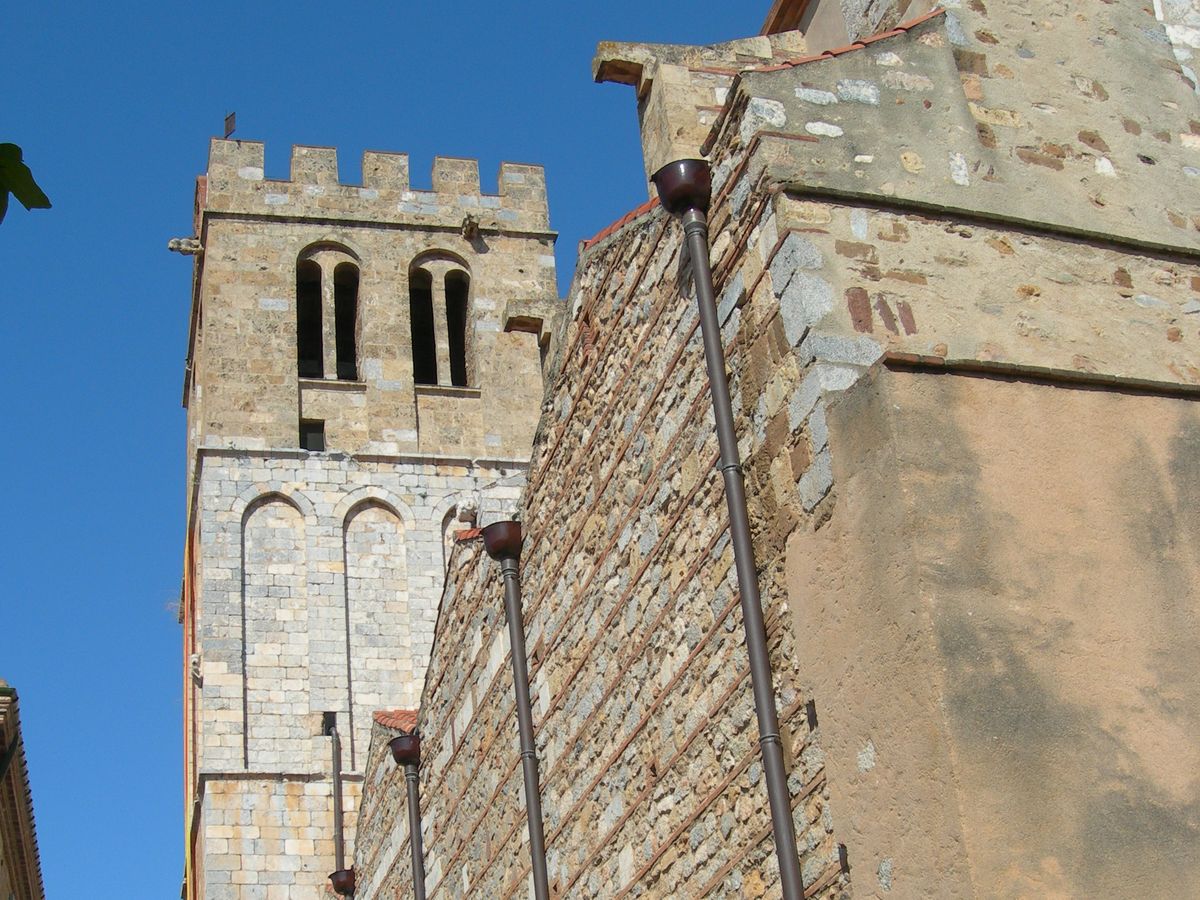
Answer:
373 709 418 732
743 8 946 73
701 8 946 155
585 10 948 252
581 197 661 252
454 527 483 542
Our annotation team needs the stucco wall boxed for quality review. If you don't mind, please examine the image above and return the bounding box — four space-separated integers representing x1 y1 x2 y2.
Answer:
787 367 1200 896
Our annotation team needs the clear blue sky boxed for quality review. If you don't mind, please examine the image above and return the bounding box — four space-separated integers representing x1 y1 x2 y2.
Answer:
2 2 757 895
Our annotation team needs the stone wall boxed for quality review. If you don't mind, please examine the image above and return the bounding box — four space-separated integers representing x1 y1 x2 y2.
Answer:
353 182 849 897
194 453 525 776
186 139 558 471
195 777 361 898
182 131 558 898
594 30 808 190
1155 0 1200 92
188 452 524 898
204 143 550 232
351 3 1200 897
708 8 1199 254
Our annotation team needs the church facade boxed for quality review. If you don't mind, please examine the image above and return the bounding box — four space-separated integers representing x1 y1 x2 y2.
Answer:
180 1 1200 896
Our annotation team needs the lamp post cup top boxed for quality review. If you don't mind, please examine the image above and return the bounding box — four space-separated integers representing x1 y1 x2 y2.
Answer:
481 520 523 562
329 868 356 896
389 732 421 767
651 159 712 217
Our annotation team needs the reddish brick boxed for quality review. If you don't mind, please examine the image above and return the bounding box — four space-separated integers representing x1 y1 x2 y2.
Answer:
765 409 790 456
873 295 899 334
953 48 989 75
846 287 873 333
1016 147 1065 170
835 240 879 263
1078 130 1110 153
884 269 928 285
789 440 811 481
897 301 918 336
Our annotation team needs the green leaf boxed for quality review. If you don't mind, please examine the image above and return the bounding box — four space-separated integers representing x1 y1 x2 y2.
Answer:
0 144 51 223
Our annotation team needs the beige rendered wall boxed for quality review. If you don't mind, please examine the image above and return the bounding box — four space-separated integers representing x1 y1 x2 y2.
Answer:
787 367 1200 896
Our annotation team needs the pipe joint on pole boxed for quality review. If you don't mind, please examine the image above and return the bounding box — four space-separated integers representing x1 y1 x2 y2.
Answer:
652 158 806 900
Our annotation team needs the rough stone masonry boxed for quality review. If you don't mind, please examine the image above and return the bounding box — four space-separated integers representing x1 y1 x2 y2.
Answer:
179 142 557 898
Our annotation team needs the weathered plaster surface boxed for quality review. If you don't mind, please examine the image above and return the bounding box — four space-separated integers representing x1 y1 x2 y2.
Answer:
787 368 1200 896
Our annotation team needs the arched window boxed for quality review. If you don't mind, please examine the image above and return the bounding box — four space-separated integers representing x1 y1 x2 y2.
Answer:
445 270 470 387
409 268 438 385
334 262 359 381
296 260 323 378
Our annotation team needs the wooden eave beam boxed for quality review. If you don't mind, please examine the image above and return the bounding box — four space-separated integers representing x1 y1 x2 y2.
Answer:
761 0 811 34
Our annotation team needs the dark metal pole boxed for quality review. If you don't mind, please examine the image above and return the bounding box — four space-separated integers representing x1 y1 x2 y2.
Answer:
331 726 345 871
327 718 355 896
481 521 550 900
404 762 426 899
389 732 427 900
652 159 805 900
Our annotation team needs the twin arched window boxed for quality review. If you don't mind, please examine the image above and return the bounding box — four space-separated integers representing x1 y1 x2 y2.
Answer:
295 248 470 388
409 259 471 388
296 247 359 381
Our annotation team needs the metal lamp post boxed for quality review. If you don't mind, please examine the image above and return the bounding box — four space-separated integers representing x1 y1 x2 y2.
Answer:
651 158 805 900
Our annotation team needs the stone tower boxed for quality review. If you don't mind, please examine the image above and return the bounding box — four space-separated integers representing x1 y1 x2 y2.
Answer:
177 138 559 899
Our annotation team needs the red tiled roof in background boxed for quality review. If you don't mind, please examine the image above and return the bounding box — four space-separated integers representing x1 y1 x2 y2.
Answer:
373 709 419 732
580 197 660 252
748 7 945 73
454 527 483 542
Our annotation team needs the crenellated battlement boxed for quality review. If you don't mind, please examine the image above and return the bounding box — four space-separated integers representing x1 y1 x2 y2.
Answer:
202 138 551 233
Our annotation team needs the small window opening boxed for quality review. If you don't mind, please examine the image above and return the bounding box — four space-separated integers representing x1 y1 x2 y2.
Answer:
297 261 323 378
334 263 359 381
300 419 326 452
321 711 338 736
410 268 438 385
446 270 470 387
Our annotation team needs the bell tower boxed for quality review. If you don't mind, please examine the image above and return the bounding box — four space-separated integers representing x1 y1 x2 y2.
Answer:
176 138 559 899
